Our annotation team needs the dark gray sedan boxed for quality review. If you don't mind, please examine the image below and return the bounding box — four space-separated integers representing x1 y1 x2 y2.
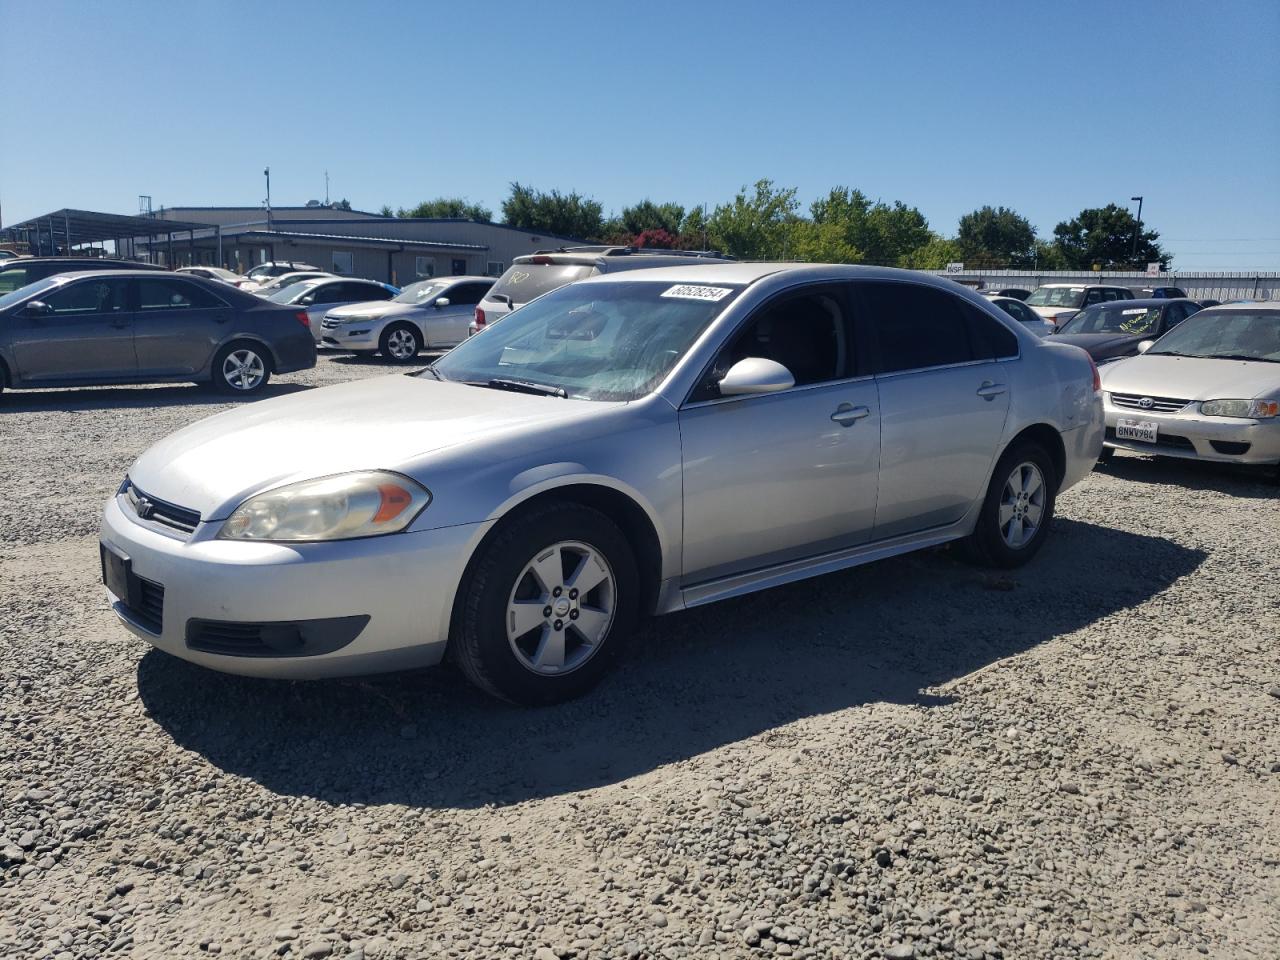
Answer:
0 271 315 396
1048 298 1202 363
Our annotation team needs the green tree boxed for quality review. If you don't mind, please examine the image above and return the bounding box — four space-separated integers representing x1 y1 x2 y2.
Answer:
809 187 931 264
707 180 799 259
621 200 685 236
378 204 394 217
1051 204 1170 269
956 206 1037 267
679 206 710 249
900 235 963 270
397 197 493 221
786 221 862 264
501 183 604 240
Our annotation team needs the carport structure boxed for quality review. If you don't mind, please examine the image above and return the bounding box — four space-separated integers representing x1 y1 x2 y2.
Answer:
2 208 211 262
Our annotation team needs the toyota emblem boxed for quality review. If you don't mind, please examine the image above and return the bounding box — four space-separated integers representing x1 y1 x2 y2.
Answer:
1138 397 1155 409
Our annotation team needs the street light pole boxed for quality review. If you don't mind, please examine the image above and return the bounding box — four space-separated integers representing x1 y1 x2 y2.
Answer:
264 167 272 232
1130 195 1144 266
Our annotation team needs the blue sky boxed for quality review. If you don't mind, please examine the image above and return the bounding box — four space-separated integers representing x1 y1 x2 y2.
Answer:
2 0 1277 269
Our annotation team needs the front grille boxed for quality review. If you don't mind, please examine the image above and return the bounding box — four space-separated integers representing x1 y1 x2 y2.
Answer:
123 481 201 535
1209 440 1252 455
129 578 164 633
1110 392 1192 413
1106 427 1195 451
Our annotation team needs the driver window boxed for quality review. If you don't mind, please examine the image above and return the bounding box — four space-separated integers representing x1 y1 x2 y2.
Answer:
697 289 847 400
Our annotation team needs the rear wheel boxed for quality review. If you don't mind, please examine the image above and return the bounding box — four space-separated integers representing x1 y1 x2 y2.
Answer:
379 323 421 362
452 502 638 705
961 440 1058 568
211 341 271 396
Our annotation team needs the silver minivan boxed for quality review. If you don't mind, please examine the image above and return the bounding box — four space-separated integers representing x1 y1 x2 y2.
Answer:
472 246 734 334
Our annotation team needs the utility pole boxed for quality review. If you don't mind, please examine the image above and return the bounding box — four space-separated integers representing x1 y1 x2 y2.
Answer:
264 167 272 231
325 170 330 206
1130 195 1144 266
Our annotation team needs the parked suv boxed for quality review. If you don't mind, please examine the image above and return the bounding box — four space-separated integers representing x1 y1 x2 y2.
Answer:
472 246 734 334
0 271 315 396
0 257 165 293
320 275 495 359
1024 284 1134 332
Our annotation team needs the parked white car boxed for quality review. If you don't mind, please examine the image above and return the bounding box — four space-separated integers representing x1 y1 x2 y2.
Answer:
989 295 1049 338
100 263 1103 704
251 271 334 296
176 266 251 288
266 277 399 338
1025 284 1135 332
1100 302 1280 472
320 276 494 360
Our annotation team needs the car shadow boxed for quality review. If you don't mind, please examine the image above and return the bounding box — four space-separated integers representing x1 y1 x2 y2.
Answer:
0 382 310 412
1099 451 1278 499
136 519 1205 810
324 350 447 367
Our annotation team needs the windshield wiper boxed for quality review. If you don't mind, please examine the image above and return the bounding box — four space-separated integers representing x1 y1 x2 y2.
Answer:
483 378 568 398
1204 353 1278 363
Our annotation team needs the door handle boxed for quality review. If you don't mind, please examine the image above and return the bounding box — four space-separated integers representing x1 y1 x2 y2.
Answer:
976 381 1007 401
830 404 871 427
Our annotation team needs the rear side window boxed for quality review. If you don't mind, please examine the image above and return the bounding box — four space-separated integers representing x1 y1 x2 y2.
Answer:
447 282 490 306
858 282 973 372
489 263 595 304
346 283 392 301
965 304 1019 359
138 278 225 310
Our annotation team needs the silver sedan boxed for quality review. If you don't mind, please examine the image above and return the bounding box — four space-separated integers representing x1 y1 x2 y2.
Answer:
100 264 1103 704
1099 302 1280 469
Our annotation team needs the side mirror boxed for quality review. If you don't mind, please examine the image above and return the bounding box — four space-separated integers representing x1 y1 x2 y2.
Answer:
1136 340 1154 354
434 297 451 309
24 300 53 317
298 295 315 306
718 357 795 397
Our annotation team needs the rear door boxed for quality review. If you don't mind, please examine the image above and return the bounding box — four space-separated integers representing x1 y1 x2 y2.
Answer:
855 281 1015 539
132 276 233 376
10 277 136 381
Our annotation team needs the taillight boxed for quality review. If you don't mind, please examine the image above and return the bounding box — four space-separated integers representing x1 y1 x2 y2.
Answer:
295 311 311 328
529 255 554 265
1088 353 1101 393
473 306 486 328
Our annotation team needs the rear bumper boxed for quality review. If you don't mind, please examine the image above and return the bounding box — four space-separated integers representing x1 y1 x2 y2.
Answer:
273 331 316 373
100 494 491 679
1103 403 1280 465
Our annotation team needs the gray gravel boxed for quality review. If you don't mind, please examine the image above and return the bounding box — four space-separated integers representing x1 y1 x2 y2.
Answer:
2 355 1279 959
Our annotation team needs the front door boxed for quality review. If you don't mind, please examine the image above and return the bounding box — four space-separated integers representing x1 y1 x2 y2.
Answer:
853 280 1015 539
10 276 136 382
132 276 233 376
429 281 488 347
679 285 881 584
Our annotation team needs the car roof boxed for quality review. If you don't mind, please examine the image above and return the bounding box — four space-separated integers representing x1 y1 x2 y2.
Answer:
1036 282 1127 289
1202 300 1280 313
572 262 980 289
430 275 494 283
1088 298 1191 309
38 269 220 280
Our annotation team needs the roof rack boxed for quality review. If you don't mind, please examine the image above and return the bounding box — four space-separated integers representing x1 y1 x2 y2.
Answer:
531 245 734 260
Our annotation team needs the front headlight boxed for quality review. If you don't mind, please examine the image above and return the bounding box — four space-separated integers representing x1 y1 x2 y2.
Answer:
1200 399 1280 419
219 471 431 542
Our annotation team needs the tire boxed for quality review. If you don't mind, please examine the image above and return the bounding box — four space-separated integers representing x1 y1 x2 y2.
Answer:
960 440 1058 568
452 502 639 705
1097 446 1115 463
211 341 272 396
379 322 421 362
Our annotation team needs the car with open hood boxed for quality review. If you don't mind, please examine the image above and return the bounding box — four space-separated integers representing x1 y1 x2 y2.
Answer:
100 263 1102 704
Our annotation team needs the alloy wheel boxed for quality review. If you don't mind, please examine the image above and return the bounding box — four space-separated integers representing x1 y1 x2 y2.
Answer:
506 540 616 676
222 349 265 391
386 328 418 359
998 461 1046 549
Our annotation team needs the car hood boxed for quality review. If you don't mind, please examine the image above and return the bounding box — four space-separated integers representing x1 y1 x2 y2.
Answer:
1028 305 1080 319
1049 332 1144 357
323 300 419 321
1100 354 1280 401
127 375 610 520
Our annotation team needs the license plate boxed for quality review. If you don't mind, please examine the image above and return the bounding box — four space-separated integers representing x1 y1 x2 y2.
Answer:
100 542 132 601
1116 418 1159 443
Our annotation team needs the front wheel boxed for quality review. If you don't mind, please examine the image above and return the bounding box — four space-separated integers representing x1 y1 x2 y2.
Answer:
452 502 639 705
960 441 1058 568
379 322 421 362
211 342 271 396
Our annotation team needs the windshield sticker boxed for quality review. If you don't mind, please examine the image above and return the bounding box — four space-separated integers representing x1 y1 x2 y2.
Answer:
661 284 732 302
1121 308 1148 314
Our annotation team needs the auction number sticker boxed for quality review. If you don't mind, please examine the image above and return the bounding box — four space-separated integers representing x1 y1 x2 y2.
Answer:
661 284 733 302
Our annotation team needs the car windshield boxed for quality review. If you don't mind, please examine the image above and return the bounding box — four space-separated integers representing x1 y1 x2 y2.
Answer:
0 276 62 311
488 263 595 305
1060 304 1161 335
1026 287 1086 308
395 280 449 304
431 279 744 401
267 281 320 303
1146 310 1280 362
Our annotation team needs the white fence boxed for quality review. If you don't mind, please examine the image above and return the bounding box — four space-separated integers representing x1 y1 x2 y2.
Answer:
927 269 1280 302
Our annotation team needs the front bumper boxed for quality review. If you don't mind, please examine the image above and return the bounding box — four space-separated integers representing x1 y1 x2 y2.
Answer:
1103 402 1280 465
100 494 491 679
319 317 387 350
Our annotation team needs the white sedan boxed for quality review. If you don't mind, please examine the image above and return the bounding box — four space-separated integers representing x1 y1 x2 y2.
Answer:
1100 302 1280 472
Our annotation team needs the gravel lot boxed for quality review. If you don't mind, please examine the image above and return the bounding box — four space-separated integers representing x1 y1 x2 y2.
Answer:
2 355 1278 960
